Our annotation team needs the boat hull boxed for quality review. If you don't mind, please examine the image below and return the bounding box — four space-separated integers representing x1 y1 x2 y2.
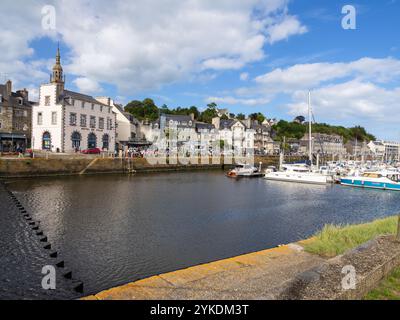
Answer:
340 178 400 191
265 173 331 185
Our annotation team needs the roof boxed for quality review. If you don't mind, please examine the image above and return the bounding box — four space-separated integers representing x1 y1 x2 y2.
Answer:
0 84 32 108
219 119 235 129
196 122 215 130
250 123 270 132
62 90 110 107
161 114 193 122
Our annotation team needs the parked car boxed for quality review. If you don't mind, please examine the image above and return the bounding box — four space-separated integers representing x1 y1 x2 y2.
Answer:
81 148 101 154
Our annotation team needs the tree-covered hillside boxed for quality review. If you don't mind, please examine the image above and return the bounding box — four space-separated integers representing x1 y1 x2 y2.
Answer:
272 120 376 143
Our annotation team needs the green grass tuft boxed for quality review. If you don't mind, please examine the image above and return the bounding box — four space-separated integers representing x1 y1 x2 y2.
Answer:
365 267 400 300
304 216 398 258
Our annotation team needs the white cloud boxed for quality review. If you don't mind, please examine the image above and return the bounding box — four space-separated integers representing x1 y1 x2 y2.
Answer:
253 57 400 93
73 77 102 94
0 0 306 95
210 57 400 138
206 96 269 106
287 81 400 121
266 15 308 44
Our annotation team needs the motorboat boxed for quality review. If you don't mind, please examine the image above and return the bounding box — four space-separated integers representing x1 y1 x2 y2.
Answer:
227 163 264 178
264 164 334 185
340 170 400 191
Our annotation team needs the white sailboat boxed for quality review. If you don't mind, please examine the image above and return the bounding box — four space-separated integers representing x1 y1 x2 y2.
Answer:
264 91 333 185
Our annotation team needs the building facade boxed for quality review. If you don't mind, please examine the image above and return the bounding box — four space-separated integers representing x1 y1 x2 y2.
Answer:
300 133 345 156
367 141 385 158
32 48 116 153
0 80 32 152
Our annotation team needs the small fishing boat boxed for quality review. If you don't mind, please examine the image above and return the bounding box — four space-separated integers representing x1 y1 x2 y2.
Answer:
226 163 264 178
340 171 400 191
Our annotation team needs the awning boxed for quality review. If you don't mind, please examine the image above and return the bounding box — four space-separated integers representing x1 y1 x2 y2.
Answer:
0 133 28 139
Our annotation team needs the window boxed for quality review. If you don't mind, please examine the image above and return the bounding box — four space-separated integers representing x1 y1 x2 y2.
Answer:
70 113 77 126
100 106 103 112
99 117 104 130
71 131 81 150
44 96 51 106
90 116 96 129
18 98 23 105
107 118 112 130
91 104 95 111
102 134 109 150
51 112 57 125
0 121 2 129
37 112 43 125
80 114 87 127
88 133 97 148
81 101 85 109
108 107 111 114
42 132 51 150
23 110 28 117
0 107 2 114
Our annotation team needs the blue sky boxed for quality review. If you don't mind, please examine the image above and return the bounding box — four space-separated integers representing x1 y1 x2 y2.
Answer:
1 0 400 139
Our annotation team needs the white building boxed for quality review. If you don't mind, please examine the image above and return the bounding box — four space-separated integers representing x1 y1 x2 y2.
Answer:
367 141 385 158
96 97 142 149
32 48 116 153
212 118 250 152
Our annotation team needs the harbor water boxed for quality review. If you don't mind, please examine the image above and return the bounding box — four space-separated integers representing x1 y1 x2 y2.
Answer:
3 171 400 299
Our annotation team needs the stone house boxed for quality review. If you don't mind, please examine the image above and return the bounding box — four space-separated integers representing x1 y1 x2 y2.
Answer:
0 80 33 152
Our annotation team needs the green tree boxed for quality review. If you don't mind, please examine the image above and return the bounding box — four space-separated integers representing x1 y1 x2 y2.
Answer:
236 113 246 120
125 99 159 121
200 106 218 124
249 112 266 124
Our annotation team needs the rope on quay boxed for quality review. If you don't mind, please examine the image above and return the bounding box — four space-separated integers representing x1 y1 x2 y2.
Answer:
1 182 85 295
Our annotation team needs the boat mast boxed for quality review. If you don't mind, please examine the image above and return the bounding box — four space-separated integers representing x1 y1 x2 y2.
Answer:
308 91 312 165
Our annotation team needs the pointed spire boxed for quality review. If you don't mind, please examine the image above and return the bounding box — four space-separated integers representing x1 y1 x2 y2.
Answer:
51 43 64 85
56 42 61 64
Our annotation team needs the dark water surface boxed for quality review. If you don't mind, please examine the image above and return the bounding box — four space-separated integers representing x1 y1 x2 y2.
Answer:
5 171 400 298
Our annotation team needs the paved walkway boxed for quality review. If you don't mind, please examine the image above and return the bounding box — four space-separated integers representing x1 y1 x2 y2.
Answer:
83 241 324 300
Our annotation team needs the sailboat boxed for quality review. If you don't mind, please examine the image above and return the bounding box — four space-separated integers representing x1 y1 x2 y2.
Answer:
264 91 333 185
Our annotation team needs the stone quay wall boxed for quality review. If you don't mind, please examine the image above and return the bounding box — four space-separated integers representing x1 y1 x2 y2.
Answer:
0 156 307 178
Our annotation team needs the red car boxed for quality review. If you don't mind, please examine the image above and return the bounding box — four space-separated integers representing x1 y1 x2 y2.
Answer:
81 148 101 154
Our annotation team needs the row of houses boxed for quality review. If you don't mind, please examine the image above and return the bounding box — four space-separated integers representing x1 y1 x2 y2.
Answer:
0 48 398 160
0 49 280 155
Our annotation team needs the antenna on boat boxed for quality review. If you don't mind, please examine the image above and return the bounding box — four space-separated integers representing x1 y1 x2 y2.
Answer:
308 90 313 165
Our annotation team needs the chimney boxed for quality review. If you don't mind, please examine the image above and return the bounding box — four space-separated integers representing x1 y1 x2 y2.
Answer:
189 113 195 121
212 117 220 129
243 117 251 129
5 80 12 96
17 88 29 101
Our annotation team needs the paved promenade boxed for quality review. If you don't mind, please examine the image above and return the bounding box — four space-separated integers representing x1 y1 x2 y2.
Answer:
83 241 324 300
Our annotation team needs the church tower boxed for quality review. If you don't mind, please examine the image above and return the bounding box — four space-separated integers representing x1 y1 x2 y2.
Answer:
50 45 65 95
